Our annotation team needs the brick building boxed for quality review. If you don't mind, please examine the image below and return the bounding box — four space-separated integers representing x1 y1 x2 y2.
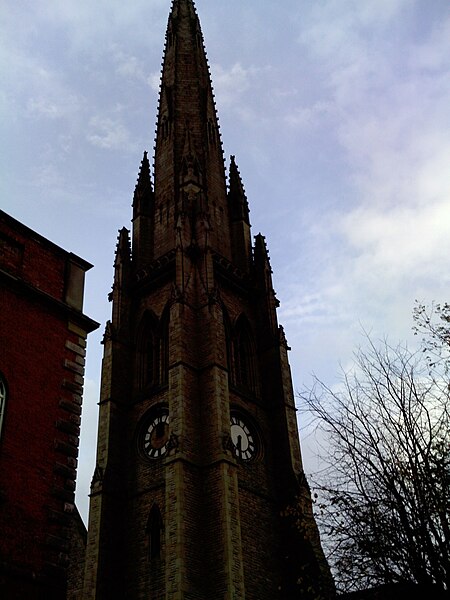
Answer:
82 1 334 598
0 210 98 599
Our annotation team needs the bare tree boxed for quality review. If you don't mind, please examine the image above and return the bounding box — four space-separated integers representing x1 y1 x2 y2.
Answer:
301 313 449 595
413 301 450 373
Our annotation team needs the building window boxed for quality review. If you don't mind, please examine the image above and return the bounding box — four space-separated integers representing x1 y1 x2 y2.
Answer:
160 115 170 139
0 376 6 440
233 316 258 396
137 314 159 389
147 504 164 559
137 311 169 391
236 328 251 385
159 312 169 386
208 118 217 145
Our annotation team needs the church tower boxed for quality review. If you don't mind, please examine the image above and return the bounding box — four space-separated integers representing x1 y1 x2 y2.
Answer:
82 1 333 599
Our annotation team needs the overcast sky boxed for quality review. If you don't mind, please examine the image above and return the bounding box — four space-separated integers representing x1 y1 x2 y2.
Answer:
2 0 450 524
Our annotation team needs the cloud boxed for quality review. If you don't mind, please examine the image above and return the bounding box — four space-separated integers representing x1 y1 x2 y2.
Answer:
413 17 450 70
290 0 450 296
210 62 266 109
31 163 65 190
26 93 82 120
20 0 168 54
281 289 342 322
148 71 162 92
4 43 84 122
299 0 410 62
113 48 150 84
87 115 135 151
284 100 334 129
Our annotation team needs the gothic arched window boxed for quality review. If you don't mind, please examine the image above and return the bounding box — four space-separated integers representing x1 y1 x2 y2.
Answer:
147 504 164 560
233 316 258 396
142 314 159 389
208 118 217 146
160 115 170 139
222 307 233 375
137 310 169 391
0 375 6 441
147 330 158 387
159 310 169 386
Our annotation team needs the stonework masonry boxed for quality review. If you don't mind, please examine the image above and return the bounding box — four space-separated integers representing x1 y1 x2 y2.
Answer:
82 1 335 599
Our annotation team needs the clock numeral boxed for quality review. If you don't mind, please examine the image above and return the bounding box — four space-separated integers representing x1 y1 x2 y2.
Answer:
141 407 170 460
230 415 257 462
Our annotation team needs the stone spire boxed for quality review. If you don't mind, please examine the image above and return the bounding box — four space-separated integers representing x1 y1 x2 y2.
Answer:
82 4 335 599
254 233 278 335
132 151 154 268
132 150 153 219
228 155 251 271
112 227 131 330
228 155 250 225
153 0 230 259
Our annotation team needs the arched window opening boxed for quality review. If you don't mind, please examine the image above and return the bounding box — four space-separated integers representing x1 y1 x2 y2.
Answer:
236 330 249 384
222 307 233 376
147 330 156 387
159 314 169 386
137 310 170 391
147 504 164 560
0 376 6 440
233 317 258 396
160 115 170 139
137 314 159 390
208 119 217 146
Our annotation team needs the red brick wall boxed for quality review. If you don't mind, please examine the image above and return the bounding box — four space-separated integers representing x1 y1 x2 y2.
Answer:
0 221 67 301
0 213 96 598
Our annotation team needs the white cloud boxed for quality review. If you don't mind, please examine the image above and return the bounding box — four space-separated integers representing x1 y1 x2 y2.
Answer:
284 100 333 128
290 0 450 314
299 0 410 61
148 71 161 92
337 206 450 310
31 163 65 190
3 45 85 122
21 0 168 53
87 115 134 151
413 18 450 71
113 48 149 84
210 62 264 108
26 93 82 120
281 289 344 324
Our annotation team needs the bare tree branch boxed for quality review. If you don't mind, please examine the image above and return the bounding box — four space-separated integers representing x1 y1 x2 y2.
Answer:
300 312 450 594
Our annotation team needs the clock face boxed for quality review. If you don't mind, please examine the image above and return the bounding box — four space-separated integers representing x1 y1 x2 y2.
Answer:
142 408 170 459
230 414 256 461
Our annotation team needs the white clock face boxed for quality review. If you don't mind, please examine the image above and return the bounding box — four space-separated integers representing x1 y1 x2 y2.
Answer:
230 415 256 461
142 409 170 459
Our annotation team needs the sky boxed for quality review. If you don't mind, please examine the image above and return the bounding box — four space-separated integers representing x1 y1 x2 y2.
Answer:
2 0 450 525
